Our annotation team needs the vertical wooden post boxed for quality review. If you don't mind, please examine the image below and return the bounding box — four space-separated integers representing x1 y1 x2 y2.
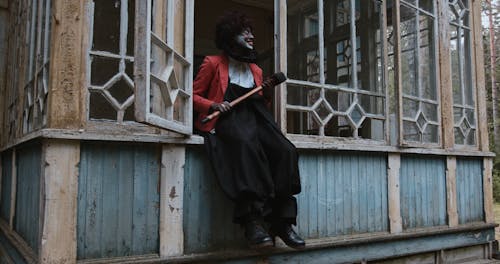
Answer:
437 0 455 149
39 139 79 264
483 157 494 223
47 0 86 129
446 156 458 227
9 149 16 229
159 145 185 257
388 153 402 233
471 0 489 151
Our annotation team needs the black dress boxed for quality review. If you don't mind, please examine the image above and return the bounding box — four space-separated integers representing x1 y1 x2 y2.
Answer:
203 82 301 224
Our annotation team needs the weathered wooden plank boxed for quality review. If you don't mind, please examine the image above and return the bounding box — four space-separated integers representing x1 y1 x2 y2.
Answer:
387 153 402 233
47 0 85 128
483 157 493 223
0 230 27 264
14 142 42 252
438 0 454 148
39 139 79 264
400 155 447 229
455 157 484 224
471 0 489 151
77 142 160 259
0 150 12 222
446 157 458 227
160 145 185 257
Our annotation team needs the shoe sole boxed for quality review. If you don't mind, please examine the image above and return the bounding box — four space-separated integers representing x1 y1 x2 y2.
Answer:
249 240 274 249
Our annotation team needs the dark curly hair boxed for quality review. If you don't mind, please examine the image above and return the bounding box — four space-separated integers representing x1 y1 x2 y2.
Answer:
215 11 254 50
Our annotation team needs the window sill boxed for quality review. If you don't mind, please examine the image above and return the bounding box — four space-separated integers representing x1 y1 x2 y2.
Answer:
287 134 495 157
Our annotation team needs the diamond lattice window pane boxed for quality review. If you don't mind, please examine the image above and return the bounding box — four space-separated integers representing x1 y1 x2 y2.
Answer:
314 100 333 123
347 103 366 128
416 111 428 132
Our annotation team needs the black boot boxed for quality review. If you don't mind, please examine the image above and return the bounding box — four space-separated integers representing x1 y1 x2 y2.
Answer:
243 220 273 249
270 223 306 249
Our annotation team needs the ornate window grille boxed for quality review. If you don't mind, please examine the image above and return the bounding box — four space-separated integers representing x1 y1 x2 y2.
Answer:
87 0 193 135
22 0 52 134
398 0 440 144
448 0 476 146
284 0 387 140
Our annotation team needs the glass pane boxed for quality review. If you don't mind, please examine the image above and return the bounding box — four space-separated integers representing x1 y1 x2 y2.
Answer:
402 98 418 118
89 91 117 120
287 84 321 107
127 0 136 56
400 5 418 97
324 0 354 87
325 89 352 112
450 25 461 104
93 0 121 53
287 111 318 135
91 56 119 86
419 13 436 101
288 0 319 82
403 120 420 142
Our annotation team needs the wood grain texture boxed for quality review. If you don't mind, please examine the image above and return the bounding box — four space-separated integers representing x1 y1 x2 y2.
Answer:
39 139 79 264
446 156 458 227
47 0 85 129
388 153 402 233
160 145 185 257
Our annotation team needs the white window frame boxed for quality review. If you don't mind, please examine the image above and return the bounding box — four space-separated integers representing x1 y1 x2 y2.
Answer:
276 0 390 146
134 0 194 135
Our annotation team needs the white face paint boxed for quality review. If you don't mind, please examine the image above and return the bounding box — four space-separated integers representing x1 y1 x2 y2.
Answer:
235 29 254 50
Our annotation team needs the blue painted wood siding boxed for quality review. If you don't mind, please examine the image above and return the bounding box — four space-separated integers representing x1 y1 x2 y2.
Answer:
297 151 388 238
184 146 246 254
0 150 12 221
77 142 160 259
15 143 42 253
184 147 388 254
0 231 27 264
456 158 484 224
400 155 447 229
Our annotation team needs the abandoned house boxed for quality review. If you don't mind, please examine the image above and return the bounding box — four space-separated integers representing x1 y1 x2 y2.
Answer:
0 0 497 263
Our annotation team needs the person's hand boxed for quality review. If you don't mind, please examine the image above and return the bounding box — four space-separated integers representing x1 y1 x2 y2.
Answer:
210 101 232 113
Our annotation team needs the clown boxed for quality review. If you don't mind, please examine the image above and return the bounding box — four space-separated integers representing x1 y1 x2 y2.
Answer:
193 11 305 250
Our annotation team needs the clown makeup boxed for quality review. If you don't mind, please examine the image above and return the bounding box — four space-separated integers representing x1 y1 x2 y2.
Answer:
235 29 254 50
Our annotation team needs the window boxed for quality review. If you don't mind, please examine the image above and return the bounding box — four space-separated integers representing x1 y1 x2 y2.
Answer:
449 0 476 146
398 0 439 144
88 0 193 135
285 0 386 140
22 0 52 134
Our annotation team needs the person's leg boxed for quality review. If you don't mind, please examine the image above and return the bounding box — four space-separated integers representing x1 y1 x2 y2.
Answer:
256 119 305 249
234 198 273 249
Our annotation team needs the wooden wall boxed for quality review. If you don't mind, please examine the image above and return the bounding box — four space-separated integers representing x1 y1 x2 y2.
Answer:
14 142 42 253
297 151 388 238
77 142 161 260
0 150 12 221
456 157 484 224
400 155 447 229
183 147 389 254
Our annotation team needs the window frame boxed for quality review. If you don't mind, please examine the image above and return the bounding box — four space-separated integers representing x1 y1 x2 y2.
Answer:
275 0 457 149
447 0 478 149
134 0 194 135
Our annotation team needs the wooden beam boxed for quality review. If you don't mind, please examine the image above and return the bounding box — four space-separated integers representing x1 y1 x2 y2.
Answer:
47 0 85 129
437 0 455 149
39 139 79 264
471 0 489 151
446 156 458 227
8 148 15 229
387 153 402 233
159 145 185 257
483 157 494 223
0 0 8 9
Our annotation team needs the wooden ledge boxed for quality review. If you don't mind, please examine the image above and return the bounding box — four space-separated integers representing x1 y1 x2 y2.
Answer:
0 128 495 158
77 223 498 264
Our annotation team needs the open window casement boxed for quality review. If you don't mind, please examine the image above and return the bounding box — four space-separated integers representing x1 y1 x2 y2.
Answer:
134 0 194 135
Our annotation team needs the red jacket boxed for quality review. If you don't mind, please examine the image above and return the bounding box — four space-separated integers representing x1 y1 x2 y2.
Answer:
193 54 264 132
